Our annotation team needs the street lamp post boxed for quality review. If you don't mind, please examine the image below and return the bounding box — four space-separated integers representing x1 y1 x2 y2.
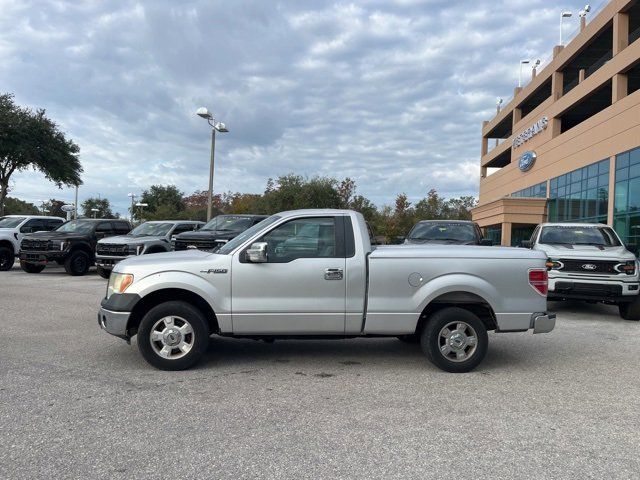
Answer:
135 202 148 222
196 107 229 221
91 208 99 218
560 11 573 46
128 193 137 223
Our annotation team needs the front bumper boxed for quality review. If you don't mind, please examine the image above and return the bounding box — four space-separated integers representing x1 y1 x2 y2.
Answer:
98 293 141 340
95 255 131 269
548 276 639 302
19 251 65 264
532 313 556 334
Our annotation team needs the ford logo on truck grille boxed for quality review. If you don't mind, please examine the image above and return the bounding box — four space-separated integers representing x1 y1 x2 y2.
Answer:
581 264 597 271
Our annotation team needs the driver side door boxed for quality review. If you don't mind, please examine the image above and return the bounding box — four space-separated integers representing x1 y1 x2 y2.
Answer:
231 216 347 334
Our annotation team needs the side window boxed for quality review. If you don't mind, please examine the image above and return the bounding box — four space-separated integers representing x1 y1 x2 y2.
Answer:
47 219 63 231
96 222 112 233
260 217 337 263
173 224 196 235
22 219 46 232
115 222 131 234
530 225 540 243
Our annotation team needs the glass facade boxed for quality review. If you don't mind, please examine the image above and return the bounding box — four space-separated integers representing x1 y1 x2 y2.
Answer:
548 159 609 223
613 147 640 244
484 226 502 245
511 182 547 198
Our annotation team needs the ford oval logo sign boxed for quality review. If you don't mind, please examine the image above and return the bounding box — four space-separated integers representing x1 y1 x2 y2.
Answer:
582 264 597 271
518 151 537 172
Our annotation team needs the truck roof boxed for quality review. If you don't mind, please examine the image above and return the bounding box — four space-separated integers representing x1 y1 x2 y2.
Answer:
276 209 355 218
540 222 610 228
2 214 64 220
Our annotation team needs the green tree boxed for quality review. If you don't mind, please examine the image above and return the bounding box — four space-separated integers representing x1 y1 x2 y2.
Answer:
0 93 82 216
42 199 68 218
3 197 39 215
81 197 116 218
139 184 185 220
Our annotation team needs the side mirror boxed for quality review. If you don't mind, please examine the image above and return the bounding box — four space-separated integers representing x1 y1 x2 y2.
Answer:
480 239 493 246
626 244 638 254
247 242 268 263
520 240 533 249
20 226 33 234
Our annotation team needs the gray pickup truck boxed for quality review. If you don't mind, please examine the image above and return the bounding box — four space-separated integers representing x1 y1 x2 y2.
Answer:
99 209 555 373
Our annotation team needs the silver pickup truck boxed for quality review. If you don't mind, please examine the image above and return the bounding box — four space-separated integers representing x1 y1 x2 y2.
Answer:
99 209 555 373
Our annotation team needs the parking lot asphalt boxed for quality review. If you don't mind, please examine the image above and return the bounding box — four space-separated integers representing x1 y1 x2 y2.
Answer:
1 264 639 479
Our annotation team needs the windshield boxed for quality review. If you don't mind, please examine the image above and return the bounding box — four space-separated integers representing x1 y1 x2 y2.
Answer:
202 215 253 232
0 216 26 228
130 222 173 237
539 226 621 246
56 220 95 234
408 222 477 243
217 216 281 255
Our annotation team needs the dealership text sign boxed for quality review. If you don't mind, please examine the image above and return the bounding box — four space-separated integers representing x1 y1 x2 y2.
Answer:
512 117 548 148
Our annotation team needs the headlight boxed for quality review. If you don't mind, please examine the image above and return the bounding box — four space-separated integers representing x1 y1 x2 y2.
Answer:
616 261 636 275
545 259 563 270
49 240 68 251
106 273 134 299
127 244 144 255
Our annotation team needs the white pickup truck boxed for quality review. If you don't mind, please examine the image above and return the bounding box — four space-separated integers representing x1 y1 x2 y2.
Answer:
0 215 65 271
99 209 555 373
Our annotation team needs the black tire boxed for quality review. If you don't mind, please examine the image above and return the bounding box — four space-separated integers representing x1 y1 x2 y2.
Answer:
397 334 420 343
420 307 488 373
20 261 45 274
64 250 91 276
0 246 15 271
619 297 640 321
137 301 210 371
96 266 112 279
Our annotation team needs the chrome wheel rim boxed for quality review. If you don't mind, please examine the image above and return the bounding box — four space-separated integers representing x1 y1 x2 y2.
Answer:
438 321 478 363
149 316 195 360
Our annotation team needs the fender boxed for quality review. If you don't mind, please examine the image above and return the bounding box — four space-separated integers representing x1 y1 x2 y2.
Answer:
414 273 500 314
127 270 231 331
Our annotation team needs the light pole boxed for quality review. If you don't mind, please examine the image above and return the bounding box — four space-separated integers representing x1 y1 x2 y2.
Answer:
196 107 229 221
135 202 148 222
579 4 591 30
518 60 530 88
560 11 573 46
128 193 137 223
91 208 99 218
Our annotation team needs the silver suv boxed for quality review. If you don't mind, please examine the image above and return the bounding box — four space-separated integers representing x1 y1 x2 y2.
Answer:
523 222 640 320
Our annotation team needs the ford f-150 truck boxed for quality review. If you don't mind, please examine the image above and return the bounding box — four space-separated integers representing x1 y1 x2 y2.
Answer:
99 209 555 373
522 222 640 320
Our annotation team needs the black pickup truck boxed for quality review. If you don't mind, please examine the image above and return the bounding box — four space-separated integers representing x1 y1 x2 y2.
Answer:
173 214 267 252
20 218 131 276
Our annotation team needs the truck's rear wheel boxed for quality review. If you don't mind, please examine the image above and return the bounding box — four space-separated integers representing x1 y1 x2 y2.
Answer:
20 261 45 273
421 307 488 373
64 250 90 276
96 266 111 279
0 246 15 271
137 301 210 371
619 297 640 321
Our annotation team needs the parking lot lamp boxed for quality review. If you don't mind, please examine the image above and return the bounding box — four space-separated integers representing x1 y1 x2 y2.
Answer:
91 208 99 218
135 202 148 222
560 11 573 45
128 193 137 223
196 107 229 221
518 60 530 88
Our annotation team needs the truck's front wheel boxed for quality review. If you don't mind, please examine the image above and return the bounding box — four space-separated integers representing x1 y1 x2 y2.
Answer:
0 246 15 271
20 261 45 273
619 297 640 321
421 307 488 373
137 301 210 370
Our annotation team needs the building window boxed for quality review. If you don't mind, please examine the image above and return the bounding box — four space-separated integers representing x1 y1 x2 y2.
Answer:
511 181 547 198
484 226 502 245
548 159 609 223
614 147 640 244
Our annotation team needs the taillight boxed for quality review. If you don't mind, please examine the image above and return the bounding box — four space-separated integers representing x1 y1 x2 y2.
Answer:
529 269 548 296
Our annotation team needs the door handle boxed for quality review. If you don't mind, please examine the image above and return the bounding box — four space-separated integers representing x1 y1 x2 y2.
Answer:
324 268 344 280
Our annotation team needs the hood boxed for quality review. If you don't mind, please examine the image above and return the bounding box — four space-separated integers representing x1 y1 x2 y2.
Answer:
113 249 228 280
535 243 636 261
22 231 90 241
176 230 239 241
98 234 166 245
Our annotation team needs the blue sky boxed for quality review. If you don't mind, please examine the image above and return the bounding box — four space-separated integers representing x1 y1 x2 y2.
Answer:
0 0 600 215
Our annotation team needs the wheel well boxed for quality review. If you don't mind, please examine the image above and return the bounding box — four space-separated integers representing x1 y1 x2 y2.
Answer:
0 239 14 253
127 288 219 337
145 246 167 254
70 244 94 260
415 292 497 335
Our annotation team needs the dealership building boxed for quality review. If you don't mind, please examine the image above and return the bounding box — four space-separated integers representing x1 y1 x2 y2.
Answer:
472 0 640 246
